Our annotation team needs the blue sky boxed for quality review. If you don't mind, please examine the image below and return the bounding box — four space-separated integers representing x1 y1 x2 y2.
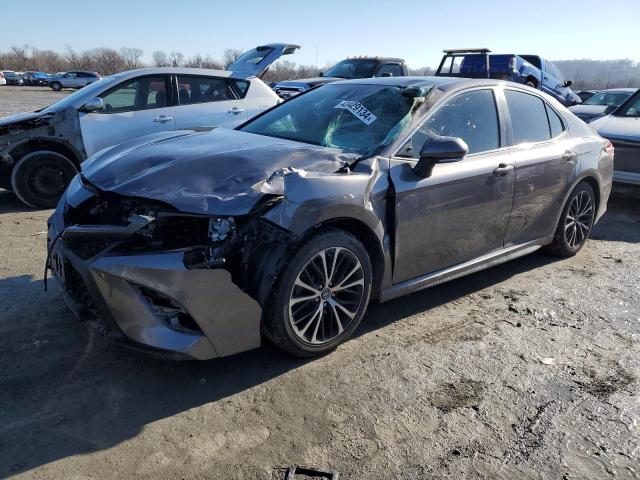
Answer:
1 0 639 68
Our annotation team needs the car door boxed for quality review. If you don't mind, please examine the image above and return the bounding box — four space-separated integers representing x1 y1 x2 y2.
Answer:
64 72 79 88
542 62 565 103
502 88 578 246
389 88 515 283
77 72 92 87
79 75 175 157
173 75 252 129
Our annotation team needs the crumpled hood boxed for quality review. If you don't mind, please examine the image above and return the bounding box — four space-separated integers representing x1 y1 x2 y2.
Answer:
81 128 359 215
0 110 51 128
590 115 640 142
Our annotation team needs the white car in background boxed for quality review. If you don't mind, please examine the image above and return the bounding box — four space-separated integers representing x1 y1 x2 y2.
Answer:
0 43 300 208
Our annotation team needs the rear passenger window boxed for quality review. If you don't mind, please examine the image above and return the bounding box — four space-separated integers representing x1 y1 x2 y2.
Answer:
230 79 250 98
505 90 551 144
402 89 499 156
545 104 565 138
176 76 235 105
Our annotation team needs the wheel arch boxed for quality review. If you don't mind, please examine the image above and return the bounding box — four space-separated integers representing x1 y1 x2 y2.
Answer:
314 217 385 301
7 138 84 170
579 175 601 215
548 173 602 243
249 216 386 306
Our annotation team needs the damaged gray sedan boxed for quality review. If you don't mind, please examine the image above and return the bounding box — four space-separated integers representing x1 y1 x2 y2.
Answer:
47 77 613 359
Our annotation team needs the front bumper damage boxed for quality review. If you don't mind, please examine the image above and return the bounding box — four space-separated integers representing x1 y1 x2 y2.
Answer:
47 186 263 360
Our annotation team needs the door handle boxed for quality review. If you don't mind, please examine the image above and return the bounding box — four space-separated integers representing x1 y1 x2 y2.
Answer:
228 107 246 115
154 115 173 124
493 163 515 175
562 150 578 160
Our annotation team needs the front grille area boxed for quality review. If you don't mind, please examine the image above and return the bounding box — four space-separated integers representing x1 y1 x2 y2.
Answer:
64 238 114 260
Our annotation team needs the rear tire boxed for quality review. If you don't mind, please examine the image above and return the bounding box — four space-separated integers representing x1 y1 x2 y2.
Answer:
51 82 62 91
525 79 536 88
11 150 77 209
263 229 372 357
545 182 595 257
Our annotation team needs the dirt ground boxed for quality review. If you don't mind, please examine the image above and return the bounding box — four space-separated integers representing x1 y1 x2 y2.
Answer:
0 87 639 479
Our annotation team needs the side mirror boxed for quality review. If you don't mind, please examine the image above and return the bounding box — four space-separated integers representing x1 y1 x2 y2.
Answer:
413 135 469 178
381 72 393 77
318 72 324 77
80 97 104 113
604 105 617 115
564 80 573 87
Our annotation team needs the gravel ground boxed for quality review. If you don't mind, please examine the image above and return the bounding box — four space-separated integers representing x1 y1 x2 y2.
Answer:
0 88 639 479
0 86 69 117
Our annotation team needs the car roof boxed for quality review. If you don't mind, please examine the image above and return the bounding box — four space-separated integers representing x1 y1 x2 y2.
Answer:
343 57 405 63
109 67 233 81
331 76 506 91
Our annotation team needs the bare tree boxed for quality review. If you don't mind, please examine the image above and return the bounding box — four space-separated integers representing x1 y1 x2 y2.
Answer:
222 48 243 68
170 51 184 67
65 45 92 71
185 54 223 70
31 48 66 72
201 54 222 70
120 47 144 70
554 58 640 89
10 44 32 71
152 50 170 67
88 48 125 75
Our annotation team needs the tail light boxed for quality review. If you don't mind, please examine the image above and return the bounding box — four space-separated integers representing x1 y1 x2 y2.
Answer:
604 141 614 155
0 72 4 78
508 57 516 71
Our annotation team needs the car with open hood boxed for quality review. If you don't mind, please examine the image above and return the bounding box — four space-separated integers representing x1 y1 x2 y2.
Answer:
569 88 636 123
0 43 299 209
589 88 640 185
47 77 612 360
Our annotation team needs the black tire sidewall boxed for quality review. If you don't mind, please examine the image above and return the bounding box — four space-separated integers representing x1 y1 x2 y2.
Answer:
11 151 77 209
51 82 61 91
267 229 372 357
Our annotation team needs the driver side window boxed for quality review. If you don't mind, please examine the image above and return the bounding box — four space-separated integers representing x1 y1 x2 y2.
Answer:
98 76 168 114
397 89 500 158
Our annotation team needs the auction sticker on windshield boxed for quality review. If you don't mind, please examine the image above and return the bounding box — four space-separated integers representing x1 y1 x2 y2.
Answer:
334 100 377 125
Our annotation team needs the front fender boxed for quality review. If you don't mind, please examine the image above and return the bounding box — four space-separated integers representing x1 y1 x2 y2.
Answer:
261 164 386 241
518 65 541 84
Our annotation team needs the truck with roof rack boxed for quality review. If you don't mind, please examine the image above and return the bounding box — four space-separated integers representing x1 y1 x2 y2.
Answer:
435 48 580 106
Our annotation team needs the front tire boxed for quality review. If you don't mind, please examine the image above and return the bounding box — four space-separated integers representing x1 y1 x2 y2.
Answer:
263 229 372 357
11 150 77 209
50 81 62 91
545 182 595 257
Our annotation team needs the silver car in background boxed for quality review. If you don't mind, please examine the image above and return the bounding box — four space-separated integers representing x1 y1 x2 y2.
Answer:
590 89 640 185
48 71 102 91
569 88 636 123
